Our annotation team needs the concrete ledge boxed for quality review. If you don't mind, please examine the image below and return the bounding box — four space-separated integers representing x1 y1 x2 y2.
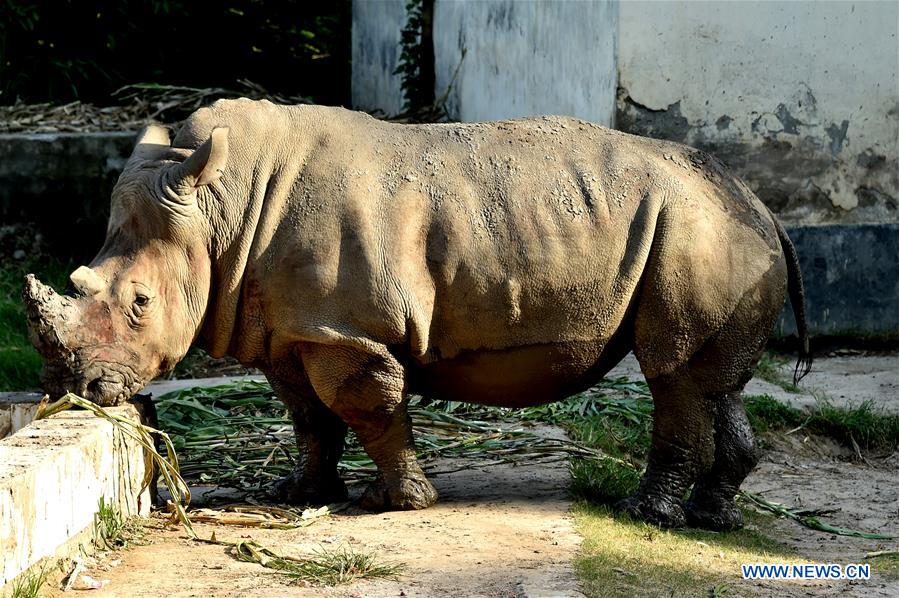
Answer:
0 401 150 588
0 393 42 439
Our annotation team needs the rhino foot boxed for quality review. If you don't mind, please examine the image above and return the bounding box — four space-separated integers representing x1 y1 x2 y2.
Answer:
272 470 348 506
685 495 744 531
615 493 686 528
359 471 438 511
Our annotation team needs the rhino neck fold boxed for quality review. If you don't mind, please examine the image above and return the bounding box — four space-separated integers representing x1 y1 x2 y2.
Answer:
194 106 318 363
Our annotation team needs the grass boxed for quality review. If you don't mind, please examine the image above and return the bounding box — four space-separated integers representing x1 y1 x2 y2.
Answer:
8 565 47 598
235 542 403 585
867 553 899 580
94 496 128 549
93 496 144 550
573 503 799 597
743 394 899 452
754 352 801 393
152 380 615 493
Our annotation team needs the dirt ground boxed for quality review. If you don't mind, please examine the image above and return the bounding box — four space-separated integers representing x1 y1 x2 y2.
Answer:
47 428 583 598
742 437 899 597
44 352 898 597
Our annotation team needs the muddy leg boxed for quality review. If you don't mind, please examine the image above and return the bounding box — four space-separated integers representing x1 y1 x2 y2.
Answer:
685 392 759 530
301 345 437 511
268 376 349 505
616 369 716 528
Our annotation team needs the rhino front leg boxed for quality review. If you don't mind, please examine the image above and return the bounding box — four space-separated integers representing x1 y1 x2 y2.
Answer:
301 345 438 511
267 376 349 505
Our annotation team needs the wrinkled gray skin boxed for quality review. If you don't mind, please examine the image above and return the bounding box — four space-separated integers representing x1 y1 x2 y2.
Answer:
25 99 811 530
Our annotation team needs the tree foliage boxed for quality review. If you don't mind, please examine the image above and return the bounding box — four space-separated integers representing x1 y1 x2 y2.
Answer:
0 0 350 105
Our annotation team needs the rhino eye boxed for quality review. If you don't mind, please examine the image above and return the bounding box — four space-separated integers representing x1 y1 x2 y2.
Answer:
134 294 150 308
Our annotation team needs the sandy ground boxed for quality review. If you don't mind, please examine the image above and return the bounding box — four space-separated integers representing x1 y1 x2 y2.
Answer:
742 437 899 597
42 352 897 597
47 427 583 598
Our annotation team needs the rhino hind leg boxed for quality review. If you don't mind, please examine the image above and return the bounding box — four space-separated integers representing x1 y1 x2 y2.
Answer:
615 367 716 528
268 376 349 505
685 391 759 531
301 345 438 511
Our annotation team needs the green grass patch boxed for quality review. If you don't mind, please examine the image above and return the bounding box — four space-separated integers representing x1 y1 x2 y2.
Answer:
743 393 805 435
573 503 799 597
8 564 47 598
93 496 144 550
563 390 652 503
812 400 899 452
744 394 899 452
868 553 899 580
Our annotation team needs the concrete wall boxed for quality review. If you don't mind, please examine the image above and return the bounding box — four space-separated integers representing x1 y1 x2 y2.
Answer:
0 403 150 588
778 224 899 337
352 0 898 225
434 0 617 124
351 0 407 115
617 0 898 225
351 0 618 125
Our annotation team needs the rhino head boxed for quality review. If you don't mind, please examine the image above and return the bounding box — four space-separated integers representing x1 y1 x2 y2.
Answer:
23 124 229 405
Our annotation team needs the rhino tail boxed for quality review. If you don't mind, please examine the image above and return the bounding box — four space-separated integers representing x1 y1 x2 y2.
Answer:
772 217 812 384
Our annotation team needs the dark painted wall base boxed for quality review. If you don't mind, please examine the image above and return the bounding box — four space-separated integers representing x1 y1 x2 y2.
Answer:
778 224 899 337
0 132 135 261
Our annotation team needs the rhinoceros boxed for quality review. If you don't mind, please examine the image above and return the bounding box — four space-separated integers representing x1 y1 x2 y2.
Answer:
24 99 810 530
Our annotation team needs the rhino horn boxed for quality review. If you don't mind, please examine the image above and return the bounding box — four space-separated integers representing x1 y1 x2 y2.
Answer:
22 274 76 356
69 265 105 296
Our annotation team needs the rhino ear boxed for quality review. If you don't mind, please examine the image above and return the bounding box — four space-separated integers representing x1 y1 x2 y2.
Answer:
166 127 229 195
128 124 172 163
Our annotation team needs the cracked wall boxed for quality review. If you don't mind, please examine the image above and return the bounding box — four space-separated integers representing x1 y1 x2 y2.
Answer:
617 1 898 224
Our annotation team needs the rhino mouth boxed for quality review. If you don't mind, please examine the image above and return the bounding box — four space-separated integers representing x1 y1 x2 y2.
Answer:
40 359 143 407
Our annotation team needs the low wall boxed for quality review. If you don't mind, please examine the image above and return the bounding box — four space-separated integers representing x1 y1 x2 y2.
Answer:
0 399 151 589
0 132 135 261
778 224 899 337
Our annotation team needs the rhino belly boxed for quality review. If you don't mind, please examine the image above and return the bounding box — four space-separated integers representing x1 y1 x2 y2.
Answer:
408 339 626 408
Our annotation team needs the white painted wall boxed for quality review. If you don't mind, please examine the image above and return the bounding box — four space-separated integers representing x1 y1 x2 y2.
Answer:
351 0 897 222
617 0 898 222
434 0 618 125
351 0 407 115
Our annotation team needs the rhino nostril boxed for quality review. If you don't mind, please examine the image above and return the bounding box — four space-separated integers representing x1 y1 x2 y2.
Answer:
86 377 103 397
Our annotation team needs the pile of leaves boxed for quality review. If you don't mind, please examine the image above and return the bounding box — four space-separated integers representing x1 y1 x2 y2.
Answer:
153 379 624 494
0 82 312 134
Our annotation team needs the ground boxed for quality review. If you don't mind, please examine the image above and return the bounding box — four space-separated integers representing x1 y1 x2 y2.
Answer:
25 351 895 597
46 429 582 598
